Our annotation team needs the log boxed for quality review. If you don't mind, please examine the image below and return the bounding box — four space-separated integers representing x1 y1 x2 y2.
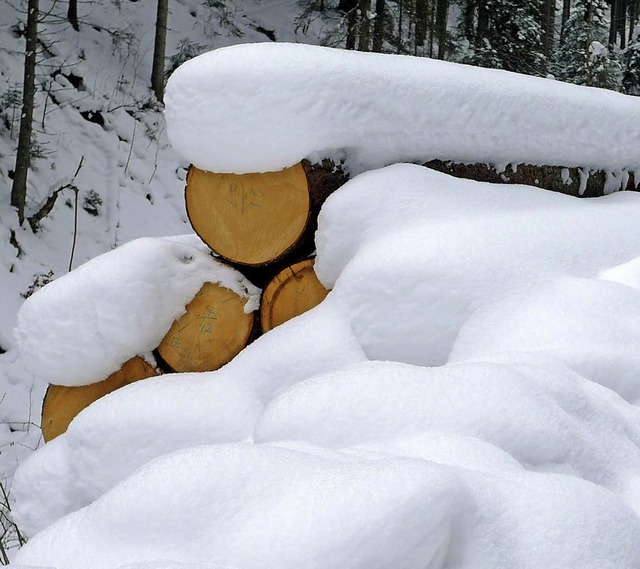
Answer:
156 281 255 373
260 258 330 332
41 356 158 442
185 160 348 266
424 160 638 197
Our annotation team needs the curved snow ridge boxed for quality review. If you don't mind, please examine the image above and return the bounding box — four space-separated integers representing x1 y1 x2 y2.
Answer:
14 237 260 387
13 443 640 569
165 43 640 175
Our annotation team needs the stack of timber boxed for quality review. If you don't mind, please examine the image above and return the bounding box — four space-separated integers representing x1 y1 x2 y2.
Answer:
42 160 346 441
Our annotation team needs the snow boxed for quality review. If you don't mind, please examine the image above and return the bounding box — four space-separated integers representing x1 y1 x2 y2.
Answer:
10 162 640 568
4 6 640 567
14 237 259 387
165 42 640 175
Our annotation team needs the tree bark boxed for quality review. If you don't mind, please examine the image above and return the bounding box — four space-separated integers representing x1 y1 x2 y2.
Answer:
11 0 39 226
151 0 168 103
475 0 489 48
541 0 556 67
435 0 449 59
560 0 571 44
357 0 371 51
372 0 386 52
67 0 79 31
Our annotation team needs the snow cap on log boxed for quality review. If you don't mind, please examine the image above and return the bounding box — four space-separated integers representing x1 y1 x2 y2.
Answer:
15 237 259 387
165 43 640 175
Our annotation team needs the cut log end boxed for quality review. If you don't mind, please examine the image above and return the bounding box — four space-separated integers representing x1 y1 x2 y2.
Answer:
186 162 311 266
260 258 330 333
156 282 255 373
41 356 158 442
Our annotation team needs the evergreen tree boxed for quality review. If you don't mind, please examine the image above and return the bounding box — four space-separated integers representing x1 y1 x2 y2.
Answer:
554 0 622 89
622 34 640 93
456 0 546 76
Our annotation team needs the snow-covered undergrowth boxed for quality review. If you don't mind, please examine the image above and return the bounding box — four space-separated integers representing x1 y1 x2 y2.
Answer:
6 22 640 569
10 164 640 569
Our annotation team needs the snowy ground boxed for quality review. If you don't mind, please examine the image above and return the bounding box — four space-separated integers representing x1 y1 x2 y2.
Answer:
4 7 640 569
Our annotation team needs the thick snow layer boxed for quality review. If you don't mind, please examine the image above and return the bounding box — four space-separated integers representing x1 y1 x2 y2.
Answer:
11 166 640 568
14 237 259 386
11 298 367 537
316 165 640 365
165 43 640 174
14 444 640 569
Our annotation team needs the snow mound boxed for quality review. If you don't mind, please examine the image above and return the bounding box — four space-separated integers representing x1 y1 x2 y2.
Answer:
12 298 367 537
14 237 259 386
165 43 640 174
449 277 640 402
316 165 640 365
11 166 640 567
14 444 640 569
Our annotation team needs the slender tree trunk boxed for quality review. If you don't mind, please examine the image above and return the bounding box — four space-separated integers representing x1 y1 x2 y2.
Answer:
151 0 168 103
372 0 386 52
397 0 403 52
415 0 429 52
560 0 571 44
346 5 358 48
630 0 637 42
476 0 489 48
435 0 449 59
357 0 371 51
11 0 39 226
617 0 627 48
541 0 556 71
67 0 79 31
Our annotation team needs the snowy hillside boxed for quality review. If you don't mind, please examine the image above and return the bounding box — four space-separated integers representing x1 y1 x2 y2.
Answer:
4 3 640 569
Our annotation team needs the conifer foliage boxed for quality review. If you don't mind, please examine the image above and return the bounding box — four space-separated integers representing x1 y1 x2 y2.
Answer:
554 0 622 89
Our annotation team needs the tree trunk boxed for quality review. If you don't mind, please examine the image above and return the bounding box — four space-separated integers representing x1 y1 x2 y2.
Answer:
11 0 39 226
151 0 168 103
67 0 79 31
541 0 556 68
156 281 256 373
41 357 158 442
372 0 386 52
560 0 571 44
346 2 359 49
415 0 429 51
475 0 489 48
358 0 371 51
185 160 347 267
260 259 329 333
435 0 449 59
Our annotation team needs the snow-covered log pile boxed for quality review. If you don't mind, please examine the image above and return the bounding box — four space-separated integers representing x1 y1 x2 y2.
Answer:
10 44 640 569
166 43 640 195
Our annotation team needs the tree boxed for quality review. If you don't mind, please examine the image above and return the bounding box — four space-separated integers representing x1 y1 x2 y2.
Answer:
554 0 622 89
151 0 169 103
622 29 640 93
372 0 386 51
11 0 39 225
67 0 79 31
457 0 546 76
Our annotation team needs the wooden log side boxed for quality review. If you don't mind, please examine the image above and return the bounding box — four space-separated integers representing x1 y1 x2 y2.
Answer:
260 258 330 333
156 282 255 373
41 356 158 442
424 160 638 197
185 160 348 267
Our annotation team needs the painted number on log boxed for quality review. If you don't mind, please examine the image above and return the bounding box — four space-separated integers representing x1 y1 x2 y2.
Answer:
228 183 264 214
199 304 217 334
